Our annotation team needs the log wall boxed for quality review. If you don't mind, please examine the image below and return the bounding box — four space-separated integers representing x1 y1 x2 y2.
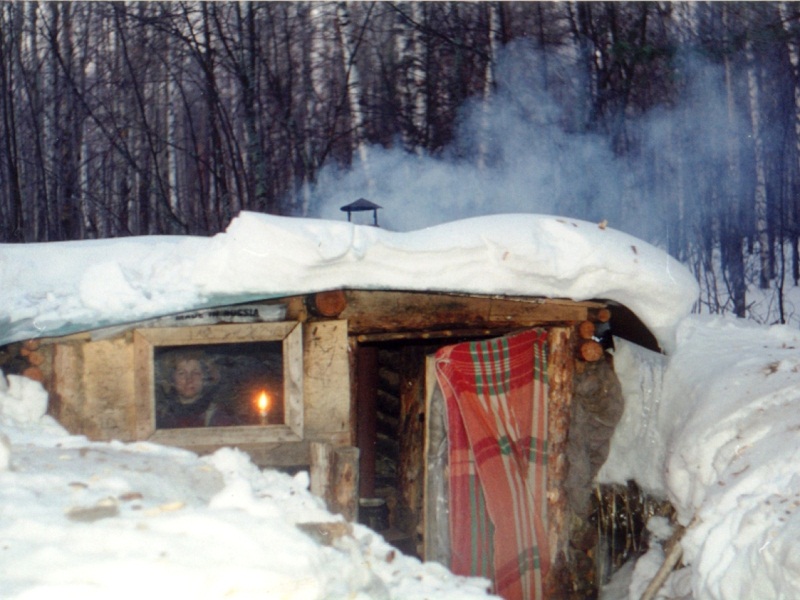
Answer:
2 289 643 591
36 317 352 470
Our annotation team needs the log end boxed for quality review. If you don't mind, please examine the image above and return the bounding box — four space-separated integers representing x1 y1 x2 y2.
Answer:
578 320 595 340
310 290 348 317
578 340 604 362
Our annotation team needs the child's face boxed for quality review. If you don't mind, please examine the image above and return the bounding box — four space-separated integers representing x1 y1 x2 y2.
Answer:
173 359 204 401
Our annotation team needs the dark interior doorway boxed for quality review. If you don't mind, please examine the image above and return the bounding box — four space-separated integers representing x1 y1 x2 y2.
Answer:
355 334 500 558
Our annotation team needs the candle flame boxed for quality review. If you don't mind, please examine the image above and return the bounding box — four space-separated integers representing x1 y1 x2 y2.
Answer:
257 390 270 415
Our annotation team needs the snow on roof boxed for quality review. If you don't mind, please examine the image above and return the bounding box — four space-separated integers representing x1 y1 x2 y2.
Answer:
0 212 698 351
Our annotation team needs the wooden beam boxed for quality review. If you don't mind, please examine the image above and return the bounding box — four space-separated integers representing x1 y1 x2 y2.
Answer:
339 290 602 334
355 328 504 343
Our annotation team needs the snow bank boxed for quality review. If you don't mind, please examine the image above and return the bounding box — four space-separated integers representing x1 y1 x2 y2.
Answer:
597 338 669 495
0 372 496 600
602 315 800 599
0 212 698 351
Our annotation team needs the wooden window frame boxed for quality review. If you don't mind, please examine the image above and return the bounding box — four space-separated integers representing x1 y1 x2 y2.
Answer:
133 322 303 449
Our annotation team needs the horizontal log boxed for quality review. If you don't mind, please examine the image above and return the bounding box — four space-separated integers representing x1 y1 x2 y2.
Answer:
356 329 501 343
340 291 603 335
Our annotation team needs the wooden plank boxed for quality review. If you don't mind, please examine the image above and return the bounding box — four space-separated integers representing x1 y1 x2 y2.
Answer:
82 338 135 441
303 320 351 437
340 290 599 334
151 432 350 469
356 328 502 343
51 343 85 433
150 423 303 447
284 322 305 437
245 432 351 468
310 442 333 499
133 330 155 439
134 321 298 347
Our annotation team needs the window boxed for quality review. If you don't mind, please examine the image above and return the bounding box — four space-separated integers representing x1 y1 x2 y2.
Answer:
133 322 303 449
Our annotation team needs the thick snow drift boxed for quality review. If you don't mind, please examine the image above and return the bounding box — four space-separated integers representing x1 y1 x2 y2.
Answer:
0 212 698 351
0 372 496 600
601 316 800 599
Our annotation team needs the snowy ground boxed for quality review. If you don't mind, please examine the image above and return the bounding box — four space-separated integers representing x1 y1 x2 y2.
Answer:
0 374 496 600
2 212 800 599
600 315 800 599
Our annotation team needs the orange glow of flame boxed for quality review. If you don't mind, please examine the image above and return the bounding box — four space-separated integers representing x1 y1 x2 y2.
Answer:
256 390 270 416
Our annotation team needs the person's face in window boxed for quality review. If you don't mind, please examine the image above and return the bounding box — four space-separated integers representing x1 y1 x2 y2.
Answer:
173 359 204 402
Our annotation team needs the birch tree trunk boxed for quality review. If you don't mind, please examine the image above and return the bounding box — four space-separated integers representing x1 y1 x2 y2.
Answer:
22 2 47 240
336 2 373 193
780 2 800 286
44 3 62 240
746 38 771 289
165 29 181 230
300 3 332 214
476 2 501 171
722 4 746 317
395 2 427 153
236 2 264 212
201 3 229 232
0 3 24 241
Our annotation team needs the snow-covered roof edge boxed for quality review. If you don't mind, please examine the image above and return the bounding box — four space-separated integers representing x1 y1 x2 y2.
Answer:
0 212 698 351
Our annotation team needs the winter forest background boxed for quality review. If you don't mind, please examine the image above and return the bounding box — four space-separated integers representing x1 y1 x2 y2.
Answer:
2 1 800 324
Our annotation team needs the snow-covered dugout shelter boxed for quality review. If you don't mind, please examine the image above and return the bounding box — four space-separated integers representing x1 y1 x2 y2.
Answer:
0 213 698 599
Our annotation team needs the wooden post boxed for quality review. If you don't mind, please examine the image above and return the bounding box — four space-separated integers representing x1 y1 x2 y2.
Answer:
332 446 360 522
545 326 575 596
310 442 360 522
310 442 333 500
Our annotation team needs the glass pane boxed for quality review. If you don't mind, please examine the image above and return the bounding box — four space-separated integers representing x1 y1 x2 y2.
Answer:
154 341 284 429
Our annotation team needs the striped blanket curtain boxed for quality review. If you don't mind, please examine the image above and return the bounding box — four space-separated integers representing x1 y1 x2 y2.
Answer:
434 329 550 600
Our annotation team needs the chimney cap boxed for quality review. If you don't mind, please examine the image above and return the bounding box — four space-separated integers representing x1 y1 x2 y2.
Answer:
340 198 382 226
340 198 382 212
